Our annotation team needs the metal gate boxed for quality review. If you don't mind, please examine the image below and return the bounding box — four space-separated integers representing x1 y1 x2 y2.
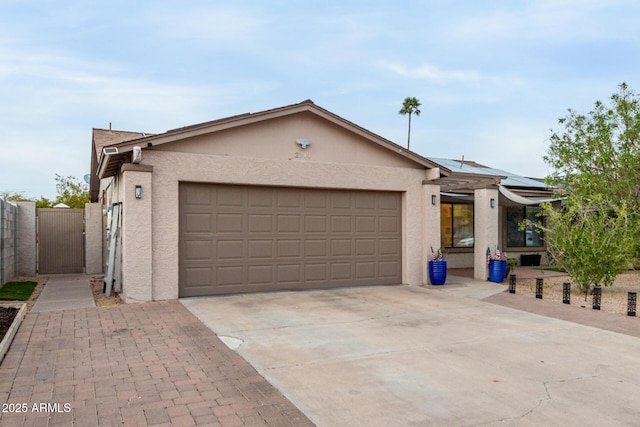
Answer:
37 208 84 274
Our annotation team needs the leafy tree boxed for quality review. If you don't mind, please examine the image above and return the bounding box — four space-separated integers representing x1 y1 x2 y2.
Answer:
545 83 640 235
0 191 52 208
536 195 638 299
35 197 54 209
399 96 421 150
542 83 640 295
0 191 31 202
54 174 89 209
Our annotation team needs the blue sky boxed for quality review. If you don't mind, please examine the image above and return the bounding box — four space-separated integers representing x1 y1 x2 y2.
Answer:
1 0 639 199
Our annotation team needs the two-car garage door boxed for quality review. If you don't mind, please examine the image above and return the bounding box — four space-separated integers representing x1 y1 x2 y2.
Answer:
178 183 402 297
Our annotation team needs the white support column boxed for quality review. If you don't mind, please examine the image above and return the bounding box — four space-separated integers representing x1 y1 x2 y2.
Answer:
423 183 441 285
121 165 153 302
474 187 499 281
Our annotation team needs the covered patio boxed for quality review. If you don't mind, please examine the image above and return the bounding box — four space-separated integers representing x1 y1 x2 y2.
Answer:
426 158 557 281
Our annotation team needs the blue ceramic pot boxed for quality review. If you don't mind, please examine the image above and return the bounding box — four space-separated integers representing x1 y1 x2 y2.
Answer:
428 260 447 285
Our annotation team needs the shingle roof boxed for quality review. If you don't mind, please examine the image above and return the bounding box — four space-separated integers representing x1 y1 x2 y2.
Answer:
90 129 151 201
92 129 149 162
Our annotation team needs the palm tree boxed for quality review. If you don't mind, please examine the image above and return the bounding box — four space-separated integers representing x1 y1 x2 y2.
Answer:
399 97 421 150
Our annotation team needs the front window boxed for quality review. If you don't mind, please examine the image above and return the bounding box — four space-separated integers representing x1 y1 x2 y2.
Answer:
441 203 474 248
506 206 544 247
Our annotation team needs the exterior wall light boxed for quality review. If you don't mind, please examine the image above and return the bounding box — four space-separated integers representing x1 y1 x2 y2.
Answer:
135 185 142 199
432 195 437 205
490 198 495 208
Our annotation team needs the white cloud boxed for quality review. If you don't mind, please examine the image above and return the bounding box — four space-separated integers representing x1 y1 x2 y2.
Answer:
378 61 523 87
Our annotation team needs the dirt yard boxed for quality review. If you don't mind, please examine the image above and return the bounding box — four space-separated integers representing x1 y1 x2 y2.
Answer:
514 269 640 315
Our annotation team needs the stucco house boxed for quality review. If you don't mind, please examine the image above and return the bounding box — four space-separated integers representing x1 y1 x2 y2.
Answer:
89 100 553 303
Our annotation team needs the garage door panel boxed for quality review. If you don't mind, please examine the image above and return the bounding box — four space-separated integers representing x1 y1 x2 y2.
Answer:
216 187 244 207
305 240 328 257
248 240 273 259
331 239 352 256
277 240 302 257
305 192 327 208
330 263 353 280
379 261 400 278
247 189 274 207
184 240 213 260
216 240 243 260
355 216 376 232
355 239 376 256
355 193 376 209
248 265 273 284
179 183 402 296
217 266 244 286
379 216 400 233
184 267 213 288
378 195 401 211
185 213 213 232
331 193 352 209
304 215 328 233
356 262 376 279
277 189 302 208
305 264 327 281
277 264 301 283
217 213 243 233
277 215 301 232
185 185 212 205
248 214 273 232
331 216 351 232
379 238 399 255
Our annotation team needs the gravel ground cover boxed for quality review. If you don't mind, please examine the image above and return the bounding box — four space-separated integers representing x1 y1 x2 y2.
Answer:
514 270 640 315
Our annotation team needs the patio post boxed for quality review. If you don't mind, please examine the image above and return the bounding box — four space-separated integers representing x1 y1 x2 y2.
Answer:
473 187 499 281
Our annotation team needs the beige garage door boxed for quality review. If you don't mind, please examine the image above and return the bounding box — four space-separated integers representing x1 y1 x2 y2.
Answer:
179 183 402 297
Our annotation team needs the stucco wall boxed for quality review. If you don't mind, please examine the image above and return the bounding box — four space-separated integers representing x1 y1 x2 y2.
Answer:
152 112 424 170
141 150 429 301
120 168 153 303
84 203 103 274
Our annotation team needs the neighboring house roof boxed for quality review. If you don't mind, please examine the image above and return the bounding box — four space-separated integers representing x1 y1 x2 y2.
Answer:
92 100 449 196
90 129 150 201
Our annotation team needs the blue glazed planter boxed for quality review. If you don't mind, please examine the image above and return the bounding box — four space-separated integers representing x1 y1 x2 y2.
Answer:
428 260 447 285
488 260 507 283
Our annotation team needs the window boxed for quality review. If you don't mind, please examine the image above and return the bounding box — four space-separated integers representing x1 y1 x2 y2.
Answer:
441 203 474 248
506 206 544 247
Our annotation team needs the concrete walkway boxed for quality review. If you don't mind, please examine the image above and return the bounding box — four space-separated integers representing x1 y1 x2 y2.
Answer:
183 281 640 426
0 276 313 426
31 274 96 313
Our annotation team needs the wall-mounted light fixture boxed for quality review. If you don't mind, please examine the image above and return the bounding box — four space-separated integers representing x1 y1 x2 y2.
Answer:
490 198 495 208
431 195 437 205
135 185 142 199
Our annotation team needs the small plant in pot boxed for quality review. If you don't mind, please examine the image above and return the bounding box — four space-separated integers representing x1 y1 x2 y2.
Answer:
428 246 447 285
487 246 508 283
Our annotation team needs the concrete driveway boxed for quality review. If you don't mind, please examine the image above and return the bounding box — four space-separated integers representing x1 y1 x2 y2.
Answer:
182 283 640 426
